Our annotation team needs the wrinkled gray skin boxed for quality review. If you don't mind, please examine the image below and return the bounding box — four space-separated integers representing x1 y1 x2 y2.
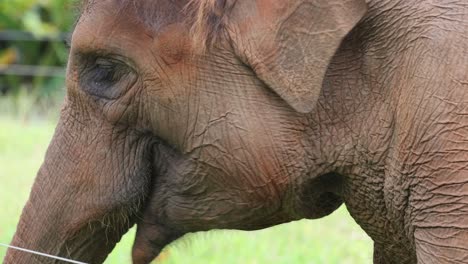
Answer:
5 0 468 263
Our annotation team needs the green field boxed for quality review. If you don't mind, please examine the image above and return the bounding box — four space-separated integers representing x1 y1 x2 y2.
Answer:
0 117 373 263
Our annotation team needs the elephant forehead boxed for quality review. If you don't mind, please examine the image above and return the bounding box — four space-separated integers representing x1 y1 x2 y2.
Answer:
80 0 184 28
74 0 193 58
77 0 241 52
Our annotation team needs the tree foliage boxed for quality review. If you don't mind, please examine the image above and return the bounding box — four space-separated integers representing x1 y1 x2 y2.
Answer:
0 0 75 100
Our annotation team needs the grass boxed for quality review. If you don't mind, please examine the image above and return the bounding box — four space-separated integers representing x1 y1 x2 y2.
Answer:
0 115 374 263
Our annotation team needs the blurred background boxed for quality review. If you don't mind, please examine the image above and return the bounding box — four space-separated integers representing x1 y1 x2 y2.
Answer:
0 1 373 263
0 0 70 120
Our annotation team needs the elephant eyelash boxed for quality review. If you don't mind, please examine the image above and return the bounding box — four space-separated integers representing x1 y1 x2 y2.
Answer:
91 58 123 84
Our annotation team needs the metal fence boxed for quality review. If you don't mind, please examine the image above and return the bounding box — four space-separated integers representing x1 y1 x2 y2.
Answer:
0 30 67 78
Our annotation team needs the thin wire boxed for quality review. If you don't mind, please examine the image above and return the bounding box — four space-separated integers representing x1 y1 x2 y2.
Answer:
0 243 88 264
0 30 69 42
0 64 66 77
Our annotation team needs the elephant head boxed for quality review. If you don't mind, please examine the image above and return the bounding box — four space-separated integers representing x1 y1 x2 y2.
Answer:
5 0 368 263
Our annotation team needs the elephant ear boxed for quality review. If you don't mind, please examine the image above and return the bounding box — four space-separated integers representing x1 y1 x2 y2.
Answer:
229 0 368 113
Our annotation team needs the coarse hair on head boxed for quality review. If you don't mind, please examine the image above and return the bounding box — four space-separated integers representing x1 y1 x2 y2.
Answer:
185 0 237 51
78 0 237 52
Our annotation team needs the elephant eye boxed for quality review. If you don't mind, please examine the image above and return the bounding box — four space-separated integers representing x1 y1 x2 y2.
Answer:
81 57 136 100
93 60 119 85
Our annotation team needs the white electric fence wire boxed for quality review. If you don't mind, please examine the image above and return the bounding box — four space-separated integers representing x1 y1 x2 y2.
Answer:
0 242 88 264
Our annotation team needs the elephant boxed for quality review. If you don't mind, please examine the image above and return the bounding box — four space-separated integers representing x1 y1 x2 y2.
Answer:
5 0 468 263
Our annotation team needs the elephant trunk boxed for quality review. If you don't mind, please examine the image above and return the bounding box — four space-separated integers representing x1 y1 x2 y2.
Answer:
5 111 155 263
5 149 124 263
5 190 127 263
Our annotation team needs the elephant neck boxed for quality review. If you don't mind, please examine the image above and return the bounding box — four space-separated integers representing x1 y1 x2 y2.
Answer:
300 0 467 255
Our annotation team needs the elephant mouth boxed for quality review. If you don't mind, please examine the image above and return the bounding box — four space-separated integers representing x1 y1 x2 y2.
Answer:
130 140 184 264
